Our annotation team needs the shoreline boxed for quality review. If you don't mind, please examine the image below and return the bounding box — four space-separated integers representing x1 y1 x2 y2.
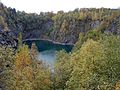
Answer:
22 38 74 46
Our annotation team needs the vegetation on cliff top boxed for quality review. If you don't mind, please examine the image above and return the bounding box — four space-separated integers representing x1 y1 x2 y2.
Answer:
0 2 120 44
0 2 120 90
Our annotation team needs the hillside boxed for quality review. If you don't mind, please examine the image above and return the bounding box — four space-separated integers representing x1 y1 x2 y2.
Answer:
0 2 120 90
0 2 120 44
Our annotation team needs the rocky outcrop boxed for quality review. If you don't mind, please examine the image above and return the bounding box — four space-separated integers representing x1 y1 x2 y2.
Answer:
0 2 120 45
104 16 120 34
0 30 17 48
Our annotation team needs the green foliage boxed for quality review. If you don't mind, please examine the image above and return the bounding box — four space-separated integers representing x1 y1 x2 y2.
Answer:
18 33 23 48
54 50 73 90
67 35 120 90
30 43 51 90
0 33 52 90
67 39 107 90
14 44 33 90
15 44 32 71
0 46 15 90
101 35 120 89
1 2 120 44
32 61 51 90
73 33 85 51
85 29 102 40
0 46 14 69
0 2 120 90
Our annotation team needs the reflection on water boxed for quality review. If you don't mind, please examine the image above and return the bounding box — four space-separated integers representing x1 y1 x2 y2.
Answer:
38 49 56 67
24 39 74 67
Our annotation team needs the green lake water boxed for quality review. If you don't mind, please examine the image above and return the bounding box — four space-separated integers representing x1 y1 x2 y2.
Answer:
24 40 73 67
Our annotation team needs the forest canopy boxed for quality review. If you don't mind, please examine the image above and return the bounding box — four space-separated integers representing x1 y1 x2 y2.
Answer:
0 2 120 90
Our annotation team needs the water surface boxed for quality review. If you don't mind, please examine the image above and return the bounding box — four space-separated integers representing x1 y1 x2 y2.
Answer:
24 40 73 67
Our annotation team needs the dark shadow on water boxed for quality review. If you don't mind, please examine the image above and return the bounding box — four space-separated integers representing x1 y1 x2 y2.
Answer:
24 40 73 52
24 40 74 68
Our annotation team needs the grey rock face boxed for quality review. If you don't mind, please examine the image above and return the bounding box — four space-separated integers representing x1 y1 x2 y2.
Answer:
0 31 17 48
104 16 120 35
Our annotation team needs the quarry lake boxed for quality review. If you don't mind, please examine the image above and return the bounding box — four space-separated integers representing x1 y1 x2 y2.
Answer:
24 39 74 67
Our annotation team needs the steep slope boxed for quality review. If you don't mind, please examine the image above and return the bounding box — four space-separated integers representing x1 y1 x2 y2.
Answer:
0 2 120 44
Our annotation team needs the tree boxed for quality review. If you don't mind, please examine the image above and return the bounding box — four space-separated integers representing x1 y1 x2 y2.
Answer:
0 46 15 90
67 35 120 90
32 61 51 90
73 33 85 51
18 33 23 48
101 35 120 89
60 19 69 33
30 42 51 90
54 50 73 90
14 44 33 90
85 29 102 40
67 39 107 90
